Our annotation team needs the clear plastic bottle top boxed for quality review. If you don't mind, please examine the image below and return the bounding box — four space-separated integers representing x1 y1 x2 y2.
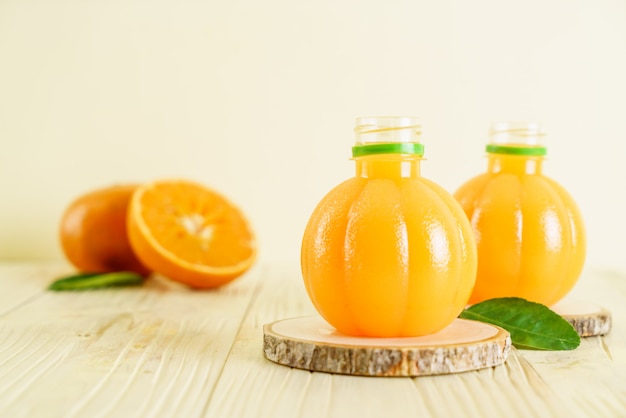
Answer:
352 116 424 157
486 121 547 157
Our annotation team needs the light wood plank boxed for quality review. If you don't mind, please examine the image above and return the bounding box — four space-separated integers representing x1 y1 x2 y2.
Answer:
0 263 262 418
1 263 625 418
518 268 626 417
0 262 71 314
205 264 622 418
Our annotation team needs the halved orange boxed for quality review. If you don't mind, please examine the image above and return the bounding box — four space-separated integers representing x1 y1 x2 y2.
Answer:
127 179 257 288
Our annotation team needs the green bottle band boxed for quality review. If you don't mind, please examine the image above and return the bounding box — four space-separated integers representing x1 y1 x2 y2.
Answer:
485 144 547 156
352 143 424 157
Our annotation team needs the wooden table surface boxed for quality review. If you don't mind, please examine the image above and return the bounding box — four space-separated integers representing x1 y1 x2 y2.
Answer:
0 262 624 418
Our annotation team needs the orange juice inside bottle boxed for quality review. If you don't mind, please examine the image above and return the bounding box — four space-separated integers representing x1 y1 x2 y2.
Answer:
301 117 477 338
454 122 586 306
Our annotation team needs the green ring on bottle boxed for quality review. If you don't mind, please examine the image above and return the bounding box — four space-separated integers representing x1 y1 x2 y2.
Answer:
352 143 424 157
485 144 547 156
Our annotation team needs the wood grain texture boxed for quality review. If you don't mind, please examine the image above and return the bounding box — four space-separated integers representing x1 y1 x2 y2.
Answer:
553 300 612 337
565 310 612 337
0 262 260 418
205 266 626 418
263 317 511 377
0 263 625 418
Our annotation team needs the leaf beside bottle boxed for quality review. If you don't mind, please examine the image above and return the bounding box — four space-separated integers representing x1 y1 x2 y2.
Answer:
460 297 580 350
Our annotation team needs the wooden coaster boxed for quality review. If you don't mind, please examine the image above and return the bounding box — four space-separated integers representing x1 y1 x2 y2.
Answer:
263 316 511 377
551 300 612 337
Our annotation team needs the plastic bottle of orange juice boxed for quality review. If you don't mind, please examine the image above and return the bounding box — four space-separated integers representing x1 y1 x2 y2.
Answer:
301 117 477 338
454 122 586 307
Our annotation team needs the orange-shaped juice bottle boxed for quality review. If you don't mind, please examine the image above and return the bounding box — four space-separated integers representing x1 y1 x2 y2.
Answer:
301 117 477 338
454 122 586 306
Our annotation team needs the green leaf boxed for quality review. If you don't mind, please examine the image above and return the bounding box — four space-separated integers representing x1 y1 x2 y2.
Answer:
460 297 580 350
48 271 144 291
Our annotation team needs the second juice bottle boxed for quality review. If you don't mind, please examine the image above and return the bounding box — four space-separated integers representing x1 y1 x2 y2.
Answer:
454 122 586 306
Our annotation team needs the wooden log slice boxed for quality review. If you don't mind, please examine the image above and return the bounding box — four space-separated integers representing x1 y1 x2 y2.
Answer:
551 299 612 337
263 316 511 377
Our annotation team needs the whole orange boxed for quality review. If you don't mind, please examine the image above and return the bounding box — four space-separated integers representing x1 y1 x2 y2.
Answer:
59 184 150 275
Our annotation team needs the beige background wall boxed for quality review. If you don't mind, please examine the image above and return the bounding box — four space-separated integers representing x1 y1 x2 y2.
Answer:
1 0 625 273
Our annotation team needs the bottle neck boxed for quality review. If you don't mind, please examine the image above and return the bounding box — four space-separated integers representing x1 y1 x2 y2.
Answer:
485 122 547 175
487 153 544 175
352 117 424 179
355 154 422 178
